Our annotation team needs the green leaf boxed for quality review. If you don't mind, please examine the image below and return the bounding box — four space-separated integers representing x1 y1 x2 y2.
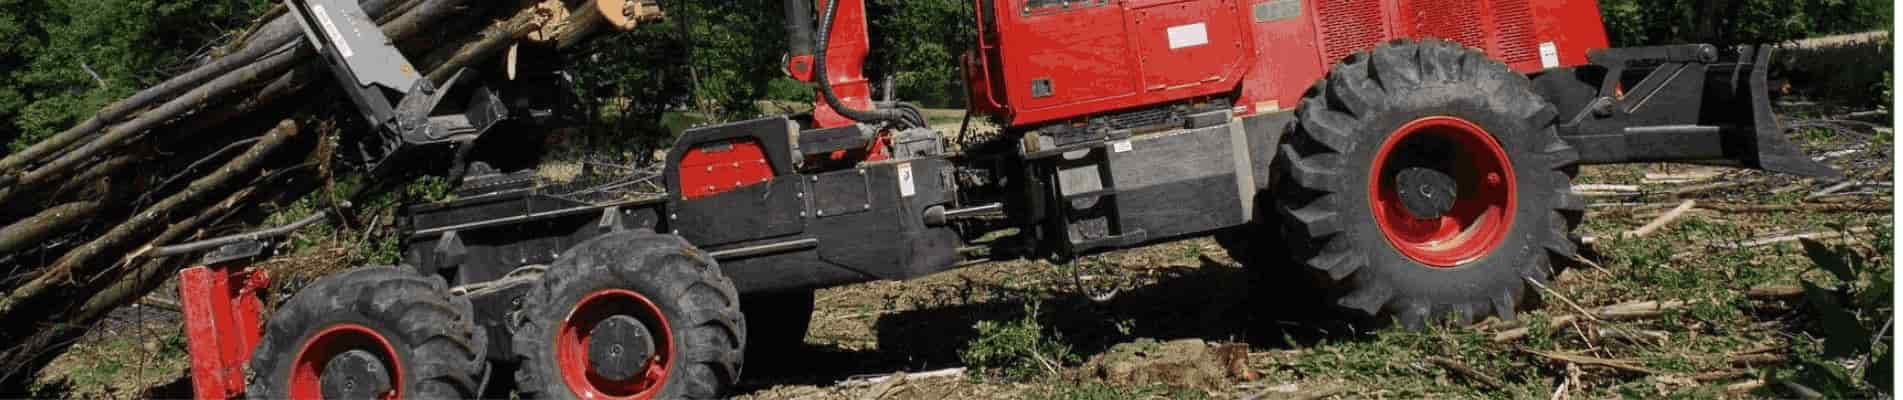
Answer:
1801 238 1856 283
1866 347 1891 391
1802 281 1872 358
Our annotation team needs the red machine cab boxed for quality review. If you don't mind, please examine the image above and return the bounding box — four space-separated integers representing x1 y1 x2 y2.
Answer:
968 0 1611 126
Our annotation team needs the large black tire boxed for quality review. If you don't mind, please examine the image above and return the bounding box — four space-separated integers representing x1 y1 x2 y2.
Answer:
1274 39 1583 328
511 230 745 399
249 266 487 399
740 289 815 364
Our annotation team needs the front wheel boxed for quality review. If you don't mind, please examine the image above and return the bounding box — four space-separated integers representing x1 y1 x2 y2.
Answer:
1274 39 1584 328
248 266 488 399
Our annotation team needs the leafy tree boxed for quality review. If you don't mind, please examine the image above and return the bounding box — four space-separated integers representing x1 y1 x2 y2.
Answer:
2 0 271 153
670 0 802 119
868 0 972 108
1599 0 1891 47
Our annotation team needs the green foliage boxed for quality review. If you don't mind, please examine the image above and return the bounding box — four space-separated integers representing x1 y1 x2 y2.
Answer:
1778 229 1893 395
868 0 972 108
960 302 1078 381
673 0 799 118
404 176 455 203
1597 0 1890 47
2 0 272 152
1028 382 1210 400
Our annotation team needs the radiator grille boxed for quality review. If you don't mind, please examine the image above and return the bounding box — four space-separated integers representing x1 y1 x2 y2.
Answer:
1404 0 1484 49
1491 0 1538 63
1104 106 1174 130
1317 0 1387 63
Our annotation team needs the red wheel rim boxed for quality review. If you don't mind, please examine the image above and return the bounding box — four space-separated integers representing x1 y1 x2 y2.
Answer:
289 324 403 400
557 289 673 400
1368 116 1517 267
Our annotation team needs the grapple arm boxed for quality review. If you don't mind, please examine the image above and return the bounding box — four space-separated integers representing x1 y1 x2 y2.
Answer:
1539 44 1841 178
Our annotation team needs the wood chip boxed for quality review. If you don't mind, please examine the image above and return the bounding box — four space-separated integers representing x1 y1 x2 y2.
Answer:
1521 349 1662 375
1699 202 1891 213
1426 356 1504 389
1622 200 1695 238
1725 379 1766 393
1713 226 1872 249
838 367 965 387
1746 284 1803 300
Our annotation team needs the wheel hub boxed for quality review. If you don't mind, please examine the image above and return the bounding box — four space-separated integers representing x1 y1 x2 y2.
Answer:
320 349 393 400
556 289 673 400
289 324 403 400
1368 116 1517 267
1393 167 1458 218
588 315 657 381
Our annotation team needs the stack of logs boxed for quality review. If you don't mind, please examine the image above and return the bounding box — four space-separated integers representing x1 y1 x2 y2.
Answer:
0 0 659 389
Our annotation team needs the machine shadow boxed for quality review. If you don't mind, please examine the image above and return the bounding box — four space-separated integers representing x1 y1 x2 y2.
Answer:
735 254 1367 391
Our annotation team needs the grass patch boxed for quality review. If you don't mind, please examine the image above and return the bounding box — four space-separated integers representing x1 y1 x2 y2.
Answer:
960 302 1078 381
1028 382 1210 400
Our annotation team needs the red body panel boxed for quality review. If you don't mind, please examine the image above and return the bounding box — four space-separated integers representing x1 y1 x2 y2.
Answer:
974 0 1610 127
182 265 269 400
677 139 775 200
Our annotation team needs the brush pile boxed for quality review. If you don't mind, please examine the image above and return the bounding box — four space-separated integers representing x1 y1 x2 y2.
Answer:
0 0 659 389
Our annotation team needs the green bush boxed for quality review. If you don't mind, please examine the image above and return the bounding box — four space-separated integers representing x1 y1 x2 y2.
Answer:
1773 229 1894 396
1598 0 1890 47
959 303 1078 381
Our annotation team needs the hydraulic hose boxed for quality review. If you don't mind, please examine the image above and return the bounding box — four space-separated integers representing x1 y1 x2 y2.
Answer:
813 0 923 128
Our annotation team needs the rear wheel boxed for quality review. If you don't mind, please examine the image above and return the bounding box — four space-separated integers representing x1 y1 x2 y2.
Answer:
1216 193 1335 331
248 266 487 399
1274 39 1583 328
511 231 745 399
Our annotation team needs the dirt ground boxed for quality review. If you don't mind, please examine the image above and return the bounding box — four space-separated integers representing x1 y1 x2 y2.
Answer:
32 105 1895 399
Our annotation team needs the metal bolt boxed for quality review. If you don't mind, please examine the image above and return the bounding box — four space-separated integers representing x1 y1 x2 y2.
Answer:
817 210 826 216
669 213 677 220
1486 173 1502 186
864 204 871 210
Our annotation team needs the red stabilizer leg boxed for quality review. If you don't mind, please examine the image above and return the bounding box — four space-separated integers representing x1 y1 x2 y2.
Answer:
181 265 270 400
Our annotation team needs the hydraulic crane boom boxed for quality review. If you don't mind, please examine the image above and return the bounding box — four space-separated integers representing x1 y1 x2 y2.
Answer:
286 0 509 182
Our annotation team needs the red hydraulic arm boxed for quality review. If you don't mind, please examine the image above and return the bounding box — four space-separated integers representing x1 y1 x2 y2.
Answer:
786 0 874 129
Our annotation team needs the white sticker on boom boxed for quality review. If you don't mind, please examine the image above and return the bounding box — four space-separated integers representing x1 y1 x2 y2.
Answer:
1167 23 1209 50
311 5 354 58
1539 41 1558 69
897 162 916 198
1111 140 1134 153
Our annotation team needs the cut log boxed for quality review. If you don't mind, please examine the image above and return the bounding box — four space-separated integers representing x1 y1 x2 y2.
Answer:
0 0 410 177
0 120 299 321
0 202 103 256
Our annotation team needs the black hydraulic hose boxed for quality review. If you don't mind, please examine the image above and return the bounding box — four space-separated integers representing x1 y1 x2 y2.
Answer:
813 0 919 128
